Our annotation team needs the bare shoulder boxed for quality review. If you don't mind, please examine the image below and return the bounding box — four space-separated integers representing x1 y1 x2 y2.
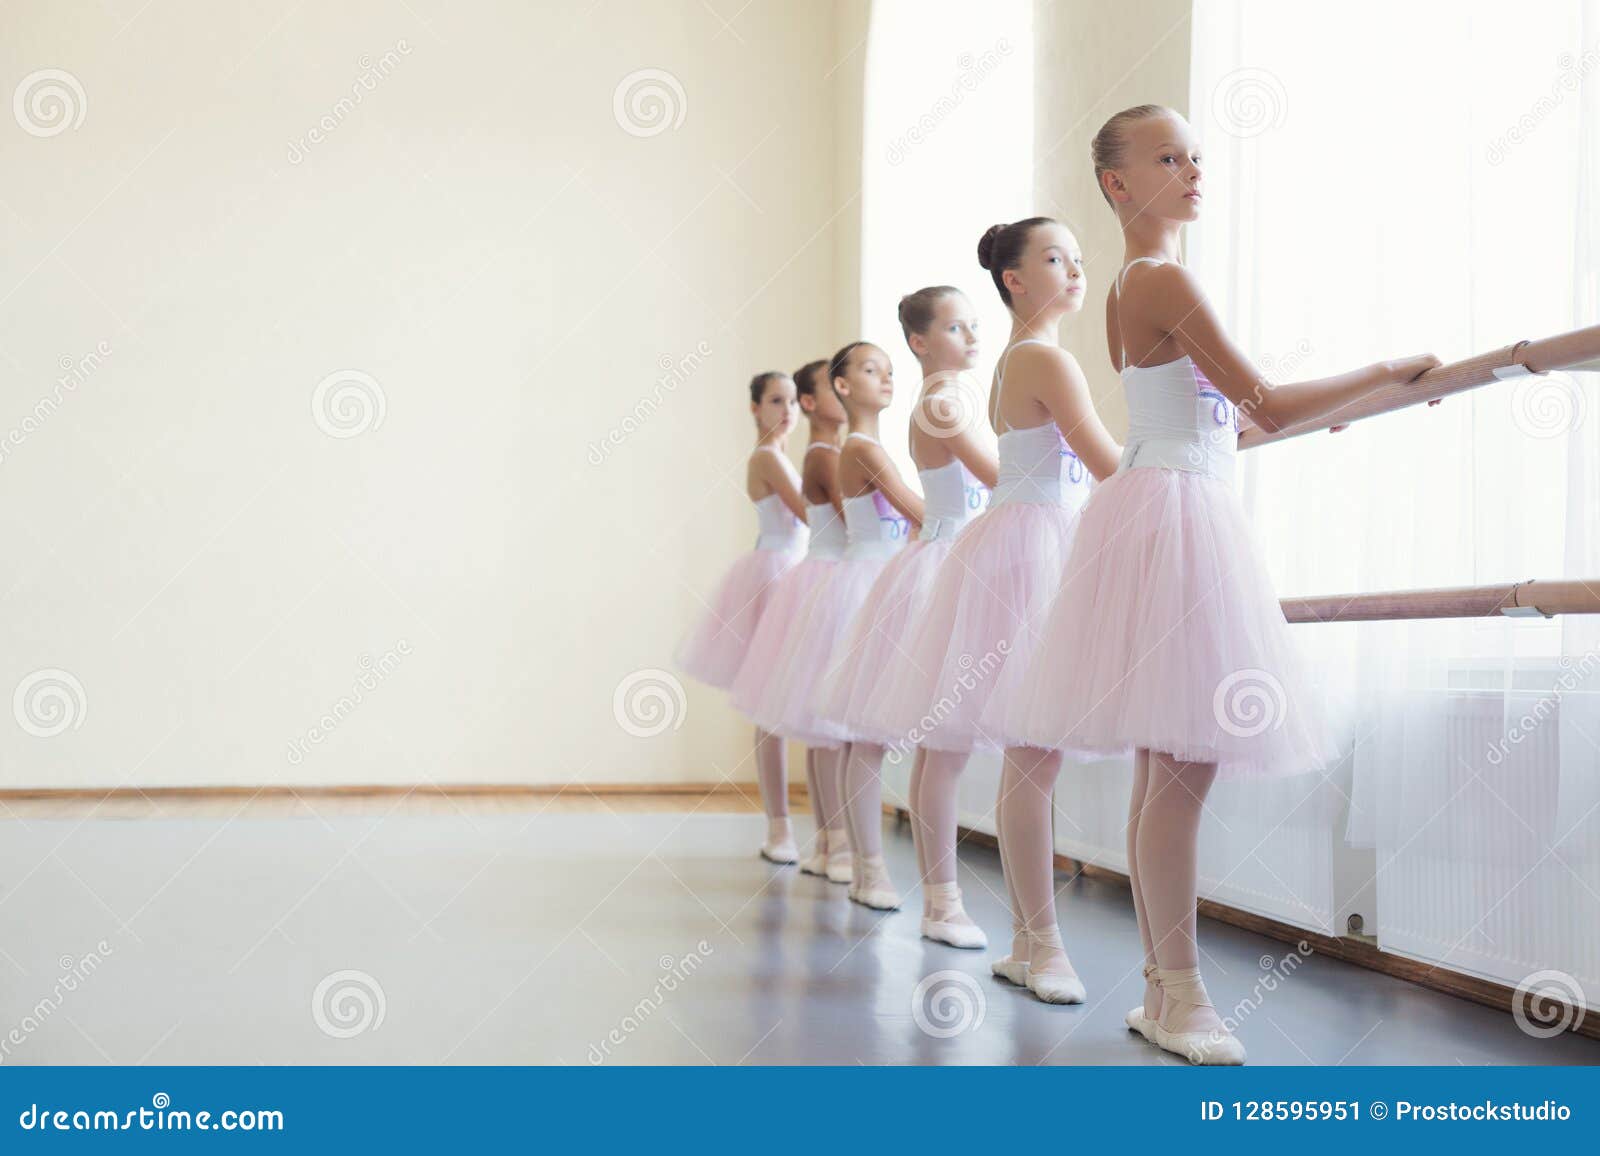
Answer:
1008 341 1080 376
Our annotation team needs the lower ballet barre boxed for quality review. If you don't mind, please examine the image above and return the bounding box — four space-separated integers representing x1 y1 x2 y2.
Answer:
1282 578 1600 623
1238 321 1600 448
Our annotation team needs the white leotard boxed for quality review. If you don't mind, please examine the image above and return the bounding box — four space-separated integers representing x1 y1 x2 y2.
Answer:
1113 258 1240 485
988 339 1090 510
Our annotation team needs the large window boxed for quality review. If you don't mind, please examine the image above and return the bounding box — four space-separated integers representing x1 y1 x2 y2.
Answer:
1190 0 1600 992
858 0 1033 480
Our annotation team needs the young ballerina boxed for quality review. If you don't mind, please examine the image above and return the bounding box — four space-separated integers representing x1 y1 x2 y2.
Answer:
675 372 809 861
885 218 1123 1000
729 360 852 872
815 288 999 942
762 342 923 910
1012 105 1439 1063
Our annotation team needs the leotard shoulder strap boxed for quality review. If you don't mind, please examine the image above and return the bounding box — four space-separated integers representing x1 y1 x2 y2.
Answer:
844 431 882 448
804 440 841 456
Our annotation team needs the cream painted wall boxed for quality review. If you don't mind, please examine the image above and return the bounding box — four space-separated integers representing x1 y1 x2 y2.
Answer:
1033 0 1193 440
0 1 863 788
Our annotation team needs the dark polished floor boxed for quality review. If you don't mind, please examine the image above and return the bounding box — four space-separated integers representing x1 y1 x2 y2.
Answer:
0 799 1595 1065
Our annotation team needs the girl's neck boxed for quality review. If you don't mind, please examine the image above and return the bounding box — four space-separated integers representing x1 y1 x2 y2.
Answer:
756 428 788 451
806 418 843 445
846 411 882 440
1121 215 1182 263
1007 310 1061 347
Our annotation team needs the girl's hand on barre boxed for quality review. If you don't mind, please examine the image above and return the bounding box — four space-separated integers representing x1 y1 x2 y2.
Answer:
1383 353 1442 383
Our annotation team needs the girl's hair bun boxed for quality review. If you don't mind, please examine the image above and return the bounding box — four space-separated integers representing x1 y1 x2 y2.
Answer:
976 224 1005 270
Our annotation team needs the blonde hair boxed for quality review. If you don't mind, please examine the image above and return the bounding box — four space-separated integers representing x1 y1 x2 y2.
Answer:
1090 104 1173 207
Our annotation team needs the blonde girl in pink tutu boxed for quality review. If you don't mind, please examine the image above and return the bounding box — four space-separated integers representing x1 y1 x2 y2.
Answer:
759 342 923 909
888 219 1123 999
1012 105 1439 1063
815 288 1000 942
676 371 810 862
730 360 852 871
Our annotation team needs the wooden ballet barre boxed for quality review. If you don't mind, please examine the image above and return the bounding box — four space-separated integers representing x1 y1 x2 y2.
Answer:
1280 578 1600 624
1238 322 1600 449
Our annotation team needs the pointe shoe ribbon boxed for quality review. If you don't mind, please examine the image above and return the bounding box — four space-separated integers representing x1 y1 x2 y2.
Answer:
847 856 901 910
1125 963 1158 1042
919 883 987 949
1152 967 1246 1065
824 842 854 885
798 832 829 876
1022 928 1086 1004
990 924 1030 986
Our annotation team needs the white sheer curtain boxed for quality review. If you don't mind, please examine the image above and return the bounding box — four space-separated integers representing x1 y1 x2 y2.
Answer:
857 0 1033 830
1191 0 1600 999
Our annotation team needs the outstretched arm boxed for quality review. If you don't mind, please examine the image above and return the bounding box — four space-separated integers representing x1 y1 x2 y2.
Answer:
1146 264 1439 433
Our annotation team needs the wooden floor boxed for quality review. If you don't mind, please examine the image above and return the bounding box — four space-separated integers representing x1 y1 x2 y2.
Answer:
0 791 1594 1065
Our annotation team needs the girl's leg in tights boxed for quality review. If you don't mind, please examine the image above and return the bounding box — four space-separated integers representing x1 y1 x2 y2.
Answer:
1126 748 1160 1020
754 728 794 857
842 741 898 903
996 745 1078 982
907 748 929 889
914 749 981 933
1136 749 1224 1035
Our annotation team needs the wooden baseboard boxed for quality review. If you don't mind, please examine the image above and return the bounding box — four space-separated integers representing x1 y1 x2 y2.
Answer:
885 806 1599 1042
0 781 812 802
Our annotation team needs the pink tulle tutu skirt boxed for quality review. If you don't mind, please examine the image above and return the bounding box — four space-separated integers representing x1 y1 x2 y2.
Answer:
1009 469 1336 780
884 502 1082 752
814 537 957 745
748 552 895 746
675 546 802 690
727 556 840 722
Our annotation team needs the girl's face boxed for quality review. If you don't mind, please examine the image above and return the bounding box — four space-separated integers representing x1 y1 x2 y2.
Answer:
911 293 980 371
1006 222 1087 315
751 375 798 437
1109 111 1203 223
800 373 847 425
833 345 893 414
